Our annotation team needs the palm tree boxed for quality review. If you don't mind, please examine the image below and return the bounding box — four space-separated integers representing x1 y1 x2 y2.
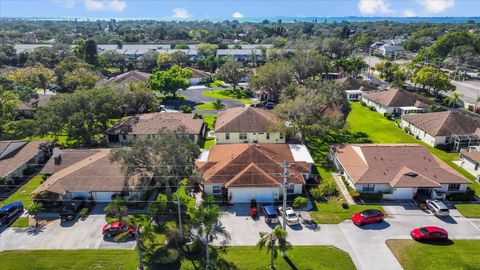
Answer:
188 201 231 268
104 197 128 222
449 91 463 108
213 99 225 110
257 225 291 269
26 202 44 228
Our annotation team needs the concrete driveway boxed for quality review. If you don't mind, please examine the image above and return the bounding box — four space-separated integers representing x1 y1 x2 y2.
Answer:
0 206 136 251
216 202 480 270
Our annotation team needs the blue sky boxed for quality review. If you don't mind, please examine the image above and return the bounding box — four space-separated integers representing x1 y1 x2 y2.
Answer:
1 0 479 19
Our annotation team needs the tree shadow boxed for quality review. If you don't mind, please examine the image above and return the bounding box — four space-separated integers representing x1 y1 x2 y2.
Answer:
283 256 299 270
24 224 46 235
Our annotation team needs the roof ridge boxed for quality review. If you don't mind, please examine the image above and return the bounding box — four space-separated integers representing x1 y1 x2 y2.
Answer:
225 163 280 187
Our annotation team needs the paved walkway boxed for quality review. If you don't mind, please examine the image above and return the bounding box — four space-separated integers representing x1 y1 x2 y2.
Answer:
332 173 355 205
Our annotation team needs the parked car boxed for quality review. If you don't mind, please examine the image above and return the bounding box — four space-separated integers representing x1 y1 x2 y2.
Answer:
102 222 137 238
0 202 23 226
60 197 85 221
426 200 450 217
261 205 279 224
277 206 299 225
411 226 448 241
250 199 257 219
351 209 384 226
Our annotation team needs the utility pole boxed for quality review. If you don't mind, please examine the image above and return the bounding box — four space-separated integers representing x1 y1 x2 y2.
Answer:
135 229 144 270
281 160 291 257
368 46 372 75
176 195 183 239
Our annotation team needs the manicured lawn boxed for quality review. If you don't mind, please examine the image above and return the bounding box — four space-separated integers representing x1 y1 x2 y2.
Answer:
387 239 480 270
194 102 217 111
202 137 215 150
203 89 253 105
201 114 216 130
454 204 480 218
10 217 29 227
0 174 44 207
30 134 78 147
0 250 138 270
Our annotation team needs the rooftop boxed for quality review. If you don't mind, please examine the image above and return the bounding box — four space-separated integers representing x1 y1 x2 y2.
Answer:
402 110 480 136
0 140 45 178
215 107 279 133
363 88 434 108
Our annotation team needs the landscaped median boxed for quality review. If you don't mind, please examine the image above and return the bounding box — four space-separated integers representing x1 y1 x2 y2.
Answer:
386 239 480 270
0 246 355 270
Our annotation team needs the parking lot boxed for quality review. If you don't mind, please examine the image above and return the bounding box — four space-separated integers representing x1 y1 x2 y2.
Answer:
0 205 136 252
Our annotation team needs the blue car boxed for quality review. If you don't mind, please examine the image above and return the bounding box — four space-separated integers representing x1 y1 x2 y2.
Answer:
0 202 24 225
261 205 279 224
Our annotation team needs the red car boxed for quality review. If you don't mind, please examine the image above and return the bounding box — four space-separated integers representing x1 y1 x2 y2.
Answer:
411 226 448 241
102 222 136 238
352 209 384 226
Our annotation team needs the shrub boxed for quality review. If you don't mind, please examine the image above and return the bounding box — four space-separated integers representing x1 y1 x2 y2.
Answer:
292 196 308 209
180 105 192 113
384 113 393 120
349 189 361 201
310 182 338 201
447 188 475 201
79 207 89 219
367 105 376 111
360 101 367 106
403 126 410 133
208 80 225 88
359 192 383 202
341 202 349 209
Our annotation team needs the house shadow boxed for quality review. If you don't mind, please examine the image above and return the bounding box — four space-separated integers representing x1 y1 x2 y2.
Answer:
436 215 457 224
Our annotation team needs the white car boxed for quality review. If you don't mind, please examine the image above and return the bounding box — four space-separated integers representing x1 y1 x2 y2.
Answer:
278 207 299 225
426 200 450 217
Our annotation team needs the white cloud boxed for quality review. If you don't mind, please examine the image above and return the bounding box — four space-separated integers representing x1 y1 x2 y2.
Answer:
84 0 126 12
403 9 417 17
358 0 392 15
232 12 244 19
172 8 192 19
417 0 455 13
51 0 76 8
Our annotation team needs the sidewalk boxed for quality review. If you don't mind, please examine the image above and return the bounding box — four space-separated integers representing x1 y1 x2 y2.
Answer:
332 173 355 205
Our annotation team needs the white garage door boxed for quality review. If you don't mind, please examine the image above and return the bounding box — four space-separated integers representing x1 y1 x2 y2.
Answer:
94 192 116 202
256 191 274 202
230 189 275 203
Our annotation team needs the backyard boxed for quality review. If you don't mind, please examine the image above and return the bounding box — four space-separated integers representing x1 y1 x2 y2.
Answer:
0 246 355 270
0 174 44 207
387 239 480 270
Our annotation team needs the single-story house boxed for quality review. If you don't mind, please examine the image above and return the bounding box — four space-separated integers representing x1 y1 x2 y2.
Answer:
460 148 480 180
107 70 151 84
18 90 56 117
0 140 48 184
184 67 211 85
105 112 206 145
331 144 470 200
400 111 480 148
33 148 147 202
362 88 434 116
215 107 285 144
216 49 263 62
379 44 404 59
196 144 314 203
346 90 363 101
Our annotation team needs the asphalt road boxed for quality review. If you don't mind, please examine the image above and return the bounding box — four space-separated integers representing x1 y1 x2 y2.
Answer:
180 86 246 114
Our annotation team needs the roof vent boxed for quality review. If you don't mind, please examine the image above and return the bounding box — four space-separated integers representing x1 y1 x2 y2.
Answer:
53 147 62 165
404 172 418 177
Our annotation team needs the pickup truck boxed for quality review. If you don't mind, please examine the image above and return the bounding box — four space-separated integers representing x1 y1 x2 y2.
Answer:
60 198 85 221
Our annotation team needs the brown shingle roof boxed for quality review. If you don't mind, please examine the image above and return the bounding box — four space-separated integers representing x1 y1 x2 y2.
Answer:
108 70 151 84
33 149 143 195
41 149 101 175
105 112 204 135
336 77 376 91
363 88 434 107
460 150 480 164
184 67 211 79
402 111 480 136
215 107 279 133
197 144 309 187
333 144 470 187
0 140 44 178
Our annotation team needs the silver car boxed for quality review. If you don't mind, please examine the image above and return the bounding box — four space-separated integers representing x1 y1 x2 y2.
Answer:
426 200 450 216
278 207 300 225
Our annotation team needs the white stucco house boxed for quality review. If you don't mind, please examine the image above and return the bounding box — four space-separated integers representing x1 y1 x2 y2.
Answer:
400 110 480 148
346 89 363 101
331 144 470 200
362 88 434 116
184 67 211 85
33 148 148 202
196 144 314 203
460 147 480 180
215 107 285 144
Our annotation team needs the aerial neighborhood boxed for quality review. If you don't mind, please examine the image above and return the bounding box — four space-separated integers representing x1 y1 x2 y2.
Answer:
1 8 480 270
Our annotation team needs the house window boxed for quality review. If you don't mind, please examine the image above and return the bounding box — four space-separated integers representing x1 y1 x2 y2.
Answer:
362 184 375 192
280 133 284 139
266 133 270 140
287 185 294 194
239 133 247 140
212 185 221 194
122 135 127 140
225 133 230 140
448 184 461 191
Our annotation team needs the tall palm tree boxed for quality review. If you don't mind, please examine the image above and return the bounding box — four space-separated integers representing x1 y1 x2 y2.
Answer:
188 201 231 268
257 225 292 269
213 99 225 110
104 197 128 222
26 202 44 228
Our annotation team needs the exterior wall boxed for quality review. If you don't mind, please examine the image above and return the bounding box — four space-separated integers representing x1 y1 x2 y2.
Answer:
204 183 303 203
215 132 285 144
461 156 480 179
436 184 468 194
4 152 42 182
361 96 394 115
347 93 362 101
93 192 118 202
399 119 447 147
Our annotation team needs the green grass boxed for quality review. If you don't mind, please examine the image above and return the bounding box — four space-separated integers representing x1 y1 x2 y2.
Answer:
10 217 29 227
202 137 215 150
202 114 216 130
387 239 480 270
203 89 253 105
29 134 78 148
453 204 480 218
0 250 138 270
0 174 44 207
194 102 218 111
0 246 354 270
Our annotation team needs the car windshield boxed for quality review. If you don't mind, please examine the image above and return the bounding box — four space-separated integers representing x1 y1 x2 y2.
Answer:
361 210 377 218
287 213 297 218
419 228 429 234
